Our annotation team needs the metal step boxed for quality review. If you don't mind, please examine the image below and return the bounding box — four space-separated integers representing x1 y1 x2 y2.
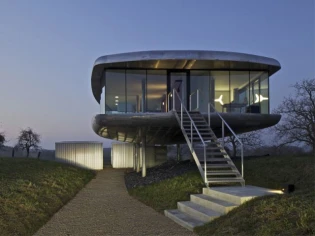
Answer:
175 109 244 186
199 158 230 162
206 172 239 176
207 178 245 183
205 164 235 168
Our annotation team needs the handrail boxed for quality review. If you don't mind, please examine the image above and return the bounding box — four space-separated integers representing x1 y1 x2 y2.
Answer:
173 89 206 147
172 89 207 184
189 89 199 111
208 102 244 178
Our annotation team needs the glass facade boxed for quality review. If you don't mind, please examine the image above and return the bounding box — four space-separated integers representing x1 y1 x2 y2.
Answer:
210 71 230 112
100 69 269 114
105 70 126 113
147 70 167 112
126 70 146 112
190 71 209 112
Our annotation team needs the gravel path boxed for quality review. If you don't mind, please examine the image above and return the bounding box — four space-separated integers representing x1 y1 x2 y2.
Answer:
35 167 195 236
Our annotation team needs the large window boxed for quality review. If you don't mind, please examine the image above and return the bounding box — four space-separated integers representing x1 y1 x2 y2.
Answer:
249 72 262 113
105 70 126 113
146 70 167 112
100 74 105 114
126 70 146 112
230 71 249 113
210 71 230 112
102 69 269 114
260 72 269 114
190 71 209 112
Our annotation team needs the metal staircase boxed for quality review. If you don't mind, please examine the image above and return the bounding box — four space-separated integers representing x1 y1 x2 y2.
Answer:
170 89 245 187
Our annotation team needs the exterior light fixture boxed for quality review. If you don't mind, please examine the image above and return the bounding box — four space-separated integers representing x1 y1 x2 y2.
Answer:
255 94 268 103
215 95 224 105
162 102 165 105
115 103 118 106
115 100 119 102
170 94 172 97
115 96 119 98
282 184 295 194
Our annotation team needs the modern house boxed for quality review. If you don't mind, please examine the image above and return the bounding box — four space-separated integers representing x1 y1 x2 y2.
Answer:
91 50 281 186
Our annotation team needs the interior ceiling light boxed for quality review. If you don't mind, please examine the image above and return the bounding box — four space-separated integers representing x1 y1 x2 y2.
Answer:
115 96 119 98
115 103 118 106
215 95 224 105
255 94 268 103
115 100 119 102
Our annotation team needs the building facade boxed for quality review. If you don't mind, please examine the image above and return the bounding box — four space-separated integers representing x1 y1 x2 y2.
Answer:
91 50 281 145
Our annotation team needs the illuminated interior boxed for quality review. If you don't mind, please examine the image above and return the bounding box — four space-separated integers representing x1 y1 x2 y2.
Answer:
100 69 269 114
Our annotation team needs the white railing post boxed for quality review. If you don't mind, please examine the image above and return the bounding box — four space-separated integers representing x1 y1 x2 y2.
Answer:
197 89 199 110
191 122 193 148
189 94 192 111
208 102 210 127
172 89 175 111
204 145 207 183
181 104 183 127
222 120 225 147
241 144 244 177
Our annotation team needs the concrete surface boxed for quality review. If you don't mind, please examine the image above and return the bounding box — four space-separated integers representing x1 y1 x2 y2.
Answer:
166 185 283 231
35 168 194 236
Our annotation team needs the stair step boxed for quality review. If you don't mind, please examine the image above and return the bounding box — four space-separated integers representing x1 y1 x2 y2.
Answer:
199 158 230 162
190 194 238 214
206 170 239 175
207 177 245 183
164 209 205 231
207 171 241 175
177 201 221 222
206 164 235 168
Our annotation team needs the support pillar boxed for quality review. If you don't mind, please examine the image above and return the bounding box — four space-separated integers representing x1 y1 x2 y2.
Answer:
133 144 136 170
136 143 140 173
177 144 181 161
142 134 146 177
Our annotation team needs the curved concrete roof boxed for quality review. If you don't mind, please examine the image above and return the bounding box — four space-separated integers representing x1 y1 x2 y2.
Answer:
91 50 281 103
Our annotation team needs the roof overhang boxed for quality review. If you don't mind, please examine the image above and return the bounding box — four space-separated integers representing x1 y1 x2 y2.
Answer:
91 50 281 103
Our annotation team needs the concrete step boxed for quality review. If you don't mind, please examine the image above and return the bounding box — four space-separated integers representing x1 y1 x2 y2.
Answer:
190 194 238 214
164 209 205 231
177 201 221 222
202 185 280 205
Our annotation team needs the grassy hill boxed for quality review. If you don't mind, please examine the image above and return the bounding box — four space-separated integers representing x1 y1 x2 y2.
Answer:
0 157 95 236
128 156 315 235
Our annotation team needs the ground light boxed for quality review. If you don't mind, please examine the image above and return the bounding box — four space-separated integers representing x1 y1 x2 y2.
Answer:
282 184 295 194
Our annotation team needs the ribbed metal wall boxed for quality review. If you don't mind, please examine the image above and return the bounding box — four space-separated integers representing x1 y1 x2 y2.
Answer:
111 143 167 168
55 142 103 170
111 143 134 168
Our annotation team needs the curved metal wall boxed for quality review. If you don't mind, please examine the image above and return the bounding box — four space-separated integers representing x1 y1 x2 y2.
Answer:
55 142 103 170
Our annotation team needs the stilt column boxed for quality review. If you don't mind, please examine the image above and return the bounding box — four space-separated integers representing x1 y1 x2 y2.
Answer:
142 134 146 177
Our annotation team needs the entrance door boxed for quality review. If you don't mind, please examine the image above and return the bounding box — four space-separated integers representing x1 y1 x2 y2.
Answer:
169 71 188 111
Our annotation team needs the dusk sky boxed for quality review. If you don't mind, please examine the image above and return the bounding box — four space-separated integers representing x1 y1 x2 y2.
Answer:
0 0 314 149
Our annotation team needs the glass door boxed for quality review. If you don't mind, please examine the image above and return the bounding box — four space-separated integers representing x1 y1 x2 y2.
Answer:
168 71 188 111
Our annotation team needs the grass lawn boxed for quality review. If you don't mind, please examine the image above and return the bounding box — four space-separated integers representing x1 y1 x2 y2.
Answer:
0 157 96 236
128 156 315 235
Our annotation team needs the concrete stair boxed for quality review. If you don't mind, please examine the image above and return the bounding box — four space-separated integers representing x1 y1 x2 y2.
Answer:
165 185 283 231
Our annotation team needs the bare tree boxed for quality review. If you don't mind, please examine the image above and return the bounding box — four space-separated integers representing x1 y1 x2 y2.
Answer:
224 131 263 157
17 127 41 157
0 132 5 150
273 79 315 156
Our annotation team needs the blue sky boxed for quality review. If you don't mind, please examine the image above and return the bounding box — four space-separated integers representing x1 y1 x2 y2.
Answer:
0 0 314 149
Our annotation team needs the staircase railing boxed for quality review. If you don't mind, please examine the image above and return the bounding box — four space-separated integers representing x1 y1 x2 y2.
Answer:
172 89 207 184
208 102 244 178
189 89 199 111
